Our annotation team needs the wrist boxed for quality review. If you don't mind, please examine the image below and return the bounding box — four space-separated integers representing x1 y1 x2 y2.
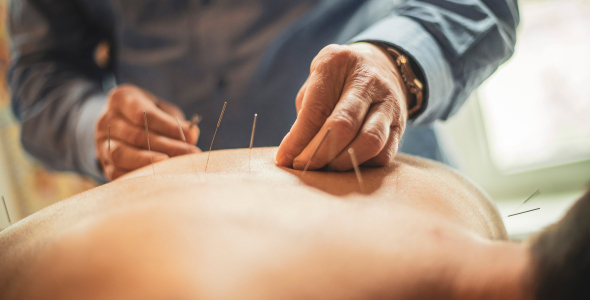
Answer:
76 93 108 182
364 42 424 120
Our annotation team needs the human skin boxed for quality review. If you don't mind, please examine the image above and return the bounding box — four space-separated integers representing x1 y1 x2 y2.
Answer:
277 42 411 171
0 148 532 300
95 84 201 180
97 42 407 180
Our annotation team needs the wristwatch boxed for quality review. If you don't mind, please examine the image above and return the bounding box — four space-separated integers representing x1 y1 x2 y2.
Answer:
373 43 424 119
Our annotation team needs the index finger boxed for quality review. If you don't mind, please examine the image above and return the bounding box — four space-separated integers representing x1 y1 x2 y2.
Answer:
109 87 192 141
276 47 351 167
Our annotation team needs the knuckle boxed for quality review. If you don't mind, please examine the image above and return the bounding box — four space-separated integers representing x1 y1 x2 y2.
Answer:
107 88 121 102
367 72 388 91
332 49 355 68
317 44 341 61
322 44 342 54
363 126 387 153
107 86 130 105
358 71 386 95
133 111 146 125
304 100 333 126
328 45 353 61
346 75 380 104
313 44 355 70
330 115 357 137
96 118 107 134
96 110 113 130
131 129 146 146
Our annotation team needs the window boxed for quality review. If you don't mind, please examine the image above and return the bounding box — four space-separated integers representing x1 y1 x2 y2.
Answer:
479 0 590 173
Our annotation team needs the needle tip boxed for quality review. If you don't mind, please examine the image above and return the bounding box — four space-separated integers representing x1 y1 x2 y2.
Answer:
348 148 364 192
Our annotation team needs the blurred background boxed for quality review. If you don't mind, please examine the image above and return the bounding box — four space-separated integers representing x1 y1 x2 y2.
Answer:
0 0 96 229
436 0 590 240
1 0 589 240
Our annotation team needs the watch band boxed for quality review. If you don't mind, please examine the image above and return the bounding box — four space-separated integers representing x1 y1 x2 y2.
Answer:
378 45 424 118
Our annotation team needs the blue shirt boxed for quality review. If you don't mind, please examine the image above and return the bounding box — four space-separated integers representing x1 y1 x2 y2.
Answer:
8 0 519 181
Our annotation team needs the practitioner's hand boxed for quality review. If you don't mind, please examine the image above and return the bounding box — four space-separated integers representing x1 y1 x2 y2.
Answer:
276 43 410 171
95 84 200 181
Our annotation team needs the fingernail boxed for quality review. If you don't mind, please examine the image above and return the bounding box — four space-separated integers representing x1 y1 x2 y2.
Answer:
293 160 306 170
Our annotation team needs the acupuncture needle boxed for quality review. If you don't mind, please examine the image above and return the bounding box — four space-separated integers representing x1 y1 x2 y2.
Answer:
302 128 332 174
176 117 202 179
144 111 156 175
176 117 191 154
348 148 365 193
2 196 11 225
249 114 257 173
485 190 542 223
205 102 227 172
507 208 540 217
487 190 542 222
509 189 540 216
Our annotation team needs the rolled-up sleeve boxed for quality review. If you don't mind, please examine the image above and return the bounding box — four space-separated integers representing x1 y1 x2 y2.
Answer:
8 0 111 181
349 0 519 125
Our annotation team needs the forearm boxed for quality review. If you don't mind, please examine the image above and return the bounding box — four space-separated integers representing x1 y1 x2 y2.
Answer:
350 0 519 124
9 62 107 179
8 0 111 181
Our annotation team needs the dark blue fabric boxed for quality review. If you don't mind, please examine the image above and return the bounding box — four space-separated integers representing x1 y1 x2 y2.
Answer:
7 0 519 180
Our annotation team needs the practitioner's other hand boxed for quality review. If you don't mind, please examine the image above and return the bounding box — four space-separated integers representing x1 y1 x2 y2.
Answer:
95 84 200 181
276 43 410 171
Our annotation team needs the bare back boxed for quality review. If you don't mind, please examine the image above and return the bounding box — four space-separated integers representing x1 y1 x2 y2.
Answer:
0 148 506 299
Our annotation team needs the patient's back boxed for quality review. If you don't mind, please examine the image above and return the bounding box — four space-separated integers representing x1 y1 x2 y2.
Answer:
122 147 505 237
0 148 506 300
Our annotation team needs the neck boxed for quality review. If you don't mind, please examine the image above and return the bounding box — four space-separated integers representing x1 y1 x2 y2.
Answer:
451 239 534 300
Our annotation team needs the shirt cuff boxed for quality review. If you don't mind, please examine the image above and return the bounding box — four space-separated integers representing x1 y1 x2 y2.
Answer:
74 93 107 182
348 15 454 126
